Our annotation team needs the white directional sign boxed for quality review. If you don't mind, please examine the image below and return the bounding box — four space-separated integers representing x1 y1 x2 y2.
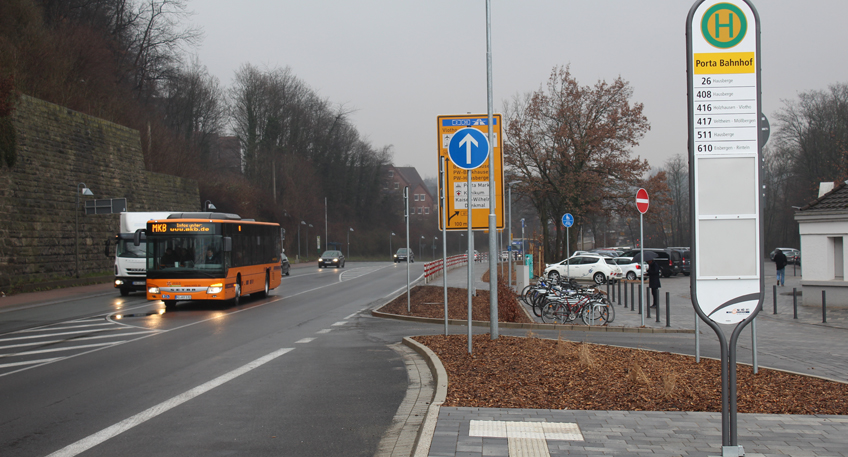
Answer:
688 0 763 325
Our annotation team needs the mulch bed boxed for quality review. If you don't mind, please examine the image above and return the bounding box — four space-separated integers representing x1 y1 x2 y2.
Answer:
413 334 848 415
378 283 532 324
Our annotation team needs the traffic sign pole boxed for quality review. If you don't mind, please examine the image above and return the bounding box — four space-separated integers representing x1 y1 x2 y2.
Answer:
635 189 649 327
561 214 574 281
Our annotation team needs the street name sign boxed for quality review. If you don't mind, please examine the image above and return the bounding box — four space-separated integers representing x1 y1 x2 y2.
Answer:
437 114 504 231
688 0 763 325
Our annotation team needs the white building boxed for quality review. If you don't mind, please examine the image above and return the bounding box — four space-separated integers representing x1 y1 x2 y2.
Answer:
794 181 848 307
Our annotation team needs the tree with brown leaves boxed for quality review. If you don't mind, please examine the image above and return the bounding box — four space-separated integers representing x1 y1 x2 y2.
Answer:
504 65 654 261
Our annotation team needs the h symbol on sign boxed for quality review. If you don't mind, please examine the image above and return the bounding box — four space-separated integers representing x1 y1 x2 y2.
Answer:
713 12 734 39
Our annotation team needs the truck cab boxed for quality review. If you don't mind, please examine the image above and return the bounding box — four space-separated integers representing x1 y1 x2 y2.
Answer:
108 212 175 296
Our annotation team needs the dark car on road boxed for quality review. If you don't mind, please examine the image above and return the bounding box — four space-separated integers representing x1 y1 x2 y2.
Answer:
394 248 414 263
318 250 345 268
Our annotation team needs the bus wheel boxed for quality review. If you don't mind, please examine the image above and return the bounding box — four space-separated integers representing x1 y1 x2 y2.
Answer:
164 300 176 310
253 273 269 298
232 280 241 307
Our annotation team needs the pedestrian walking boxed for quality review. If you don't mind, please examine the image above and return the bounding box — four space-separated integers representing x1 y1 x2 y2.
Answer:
647 258 661 308
774 249 788 286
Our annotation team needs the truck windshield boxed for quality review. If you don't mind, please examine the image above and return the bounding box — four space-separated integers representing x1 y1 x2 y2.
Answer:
117 239 146 258
146 235 225 278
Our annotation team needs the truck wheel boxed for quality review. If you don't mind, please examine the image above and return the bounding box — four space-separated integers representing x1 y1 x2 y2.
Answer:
120 287 130 297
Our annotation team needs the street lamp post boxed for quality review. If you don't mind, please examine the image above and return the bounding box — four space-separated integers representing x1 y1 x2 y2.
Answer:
299 221 306 261
433 236 437 260
390 232 395 260
347 227 354 258
419 235 425 258
458 233 464 254
75 183 93 278
507 180 520 291
204 200 216 212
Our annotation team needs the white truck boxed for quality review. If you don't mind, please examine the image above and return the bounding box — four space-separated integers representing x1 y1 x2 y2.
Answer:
107 212 174 296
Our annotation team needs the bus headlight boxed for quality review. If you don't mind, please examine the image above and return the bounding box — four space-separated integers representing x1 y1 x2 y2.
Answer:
148 286 160 294
207 283 224 294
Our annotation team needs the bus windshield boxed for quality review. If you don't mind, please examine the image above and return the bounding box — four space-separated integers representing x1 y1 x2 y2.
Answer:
146 234 225 278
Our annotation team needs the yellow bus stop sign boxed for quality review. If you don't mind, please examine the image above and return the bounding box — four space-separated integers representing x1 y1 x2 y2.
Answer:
437 114 504 231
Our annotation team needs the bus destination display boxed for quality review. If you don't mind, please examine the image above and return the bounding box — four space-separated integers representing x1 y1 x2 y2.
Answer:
149 222 215 234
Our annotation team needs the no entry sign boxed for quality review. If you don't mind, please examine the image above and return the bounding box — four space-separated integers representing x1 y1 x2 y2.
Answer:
636 188 649 214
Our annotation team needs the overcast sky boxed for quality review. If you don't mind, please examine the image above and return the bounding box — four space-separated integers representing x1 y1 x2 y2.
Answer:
188 0 848 180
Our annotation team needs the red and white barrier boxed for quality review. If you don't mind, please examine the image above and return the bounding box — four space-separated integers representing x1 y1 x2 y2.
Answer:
423 254 468 283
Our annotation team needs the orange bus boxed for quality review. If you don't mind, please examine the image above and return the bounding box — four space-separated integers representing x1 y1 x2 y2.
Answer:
142 213 283 310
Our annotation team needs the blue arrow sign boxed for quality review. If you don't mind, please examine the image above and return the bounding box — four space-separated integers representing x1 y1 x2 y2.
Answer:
448 127 490 170
562 213 574 228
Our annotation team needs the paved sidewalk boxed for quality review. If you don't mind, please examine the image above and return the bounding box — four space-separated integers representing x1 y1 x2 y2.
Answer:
406 263 848 457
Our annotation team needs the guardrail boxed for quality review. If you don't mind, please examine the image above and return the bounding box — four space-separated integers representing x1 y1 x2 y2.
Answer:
424 254 468 283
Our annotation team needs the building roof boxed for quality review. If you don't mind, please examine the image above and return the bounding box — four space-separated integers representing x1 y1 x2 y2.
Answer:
798 180 848 214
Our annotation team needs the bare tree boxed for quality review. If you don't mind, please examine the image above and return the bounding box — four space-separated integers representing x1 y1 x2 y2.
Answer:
663 154 689 247
161 57 224 167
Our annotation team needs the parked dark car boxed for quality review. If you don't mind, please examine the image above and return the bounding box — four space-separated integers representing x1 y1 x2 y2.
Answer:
622 248 682 278
678 250 691 276
395 248 414 263
318 250 345 268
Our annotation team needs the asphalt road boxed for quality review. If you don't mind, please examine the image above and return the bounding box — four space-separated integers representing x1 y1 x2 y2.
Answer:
0 261 429 457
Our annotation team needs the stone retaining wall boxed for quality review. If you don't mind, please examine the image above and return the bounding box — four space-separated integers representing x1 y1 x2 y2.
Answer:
0 95 199 291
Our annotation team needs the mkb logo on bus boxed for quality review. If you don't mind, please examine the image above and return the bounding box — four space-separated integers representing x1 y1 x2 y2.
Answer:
701 2 747 48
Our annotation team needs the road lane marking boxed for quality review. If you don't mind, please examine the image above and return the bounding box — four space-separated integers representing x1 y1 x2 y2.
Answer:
45 347 294 457
295 338 315 344
0 331 159 350
16 322 114 332
331 321 347 326
317 329 332 334
0 342 120 358
0 358 64 369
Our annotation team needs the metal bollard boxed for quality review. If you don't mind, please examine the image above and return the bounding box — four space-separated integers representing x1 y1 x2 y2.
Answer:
822 290 827 323
646 290 651 318
618 280 622 305
665 291 670 327
630 282 635 311
773 285 777 314
606 281 610 298
656 291 661 323
793 288 798 319
638 285 643 315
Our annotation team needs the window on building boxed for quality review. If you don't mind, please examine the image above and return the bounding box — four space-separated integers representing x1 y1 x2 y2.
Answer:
388 170 394 178
414 194 419 201
417 207 422 214
394 182 399 189
833 236 844 279
424 207 429 214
